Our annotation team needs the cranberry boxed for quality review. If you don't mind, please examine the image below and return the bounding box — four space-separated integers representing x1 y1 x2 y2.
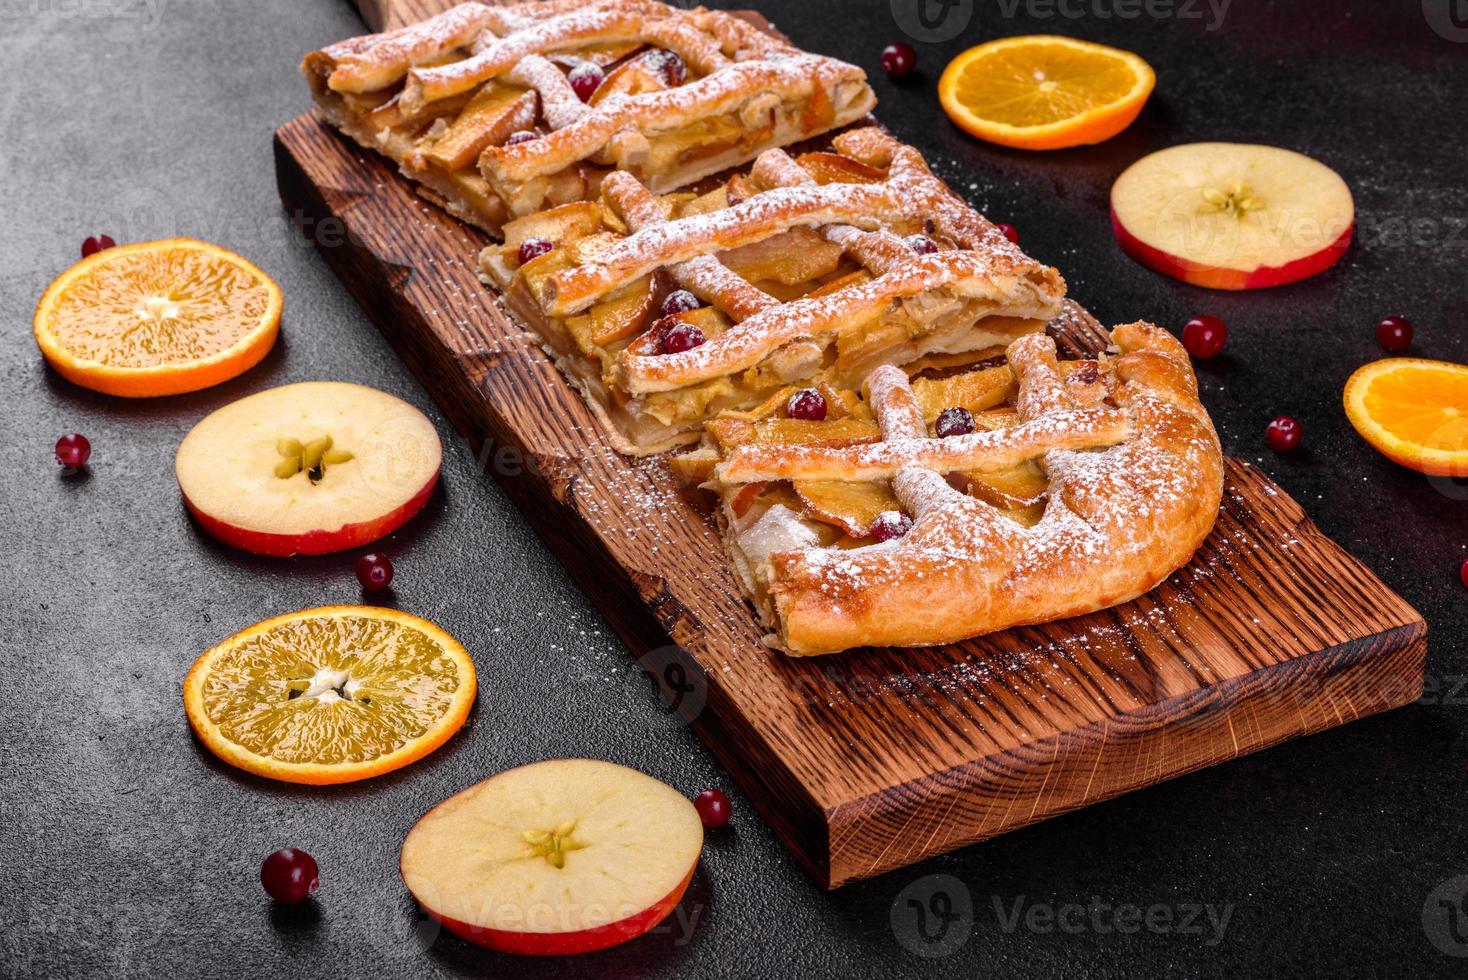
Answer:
693 789 731 829
786 388 828 421
356 553 394 592
880 42 916 78
659 320 706 355
645 49 687 87
568 61 604 102
905 234 939 255
517 237 553 265
55 433 91 469
994 223 1019 245
503 130 538 146
935 407 975 438
1265 416 1301 452
1377 314 1413 351
660 289 700 317
261 849 319 904
869 510 913 542
1181 315 1228 359
81 235 115 258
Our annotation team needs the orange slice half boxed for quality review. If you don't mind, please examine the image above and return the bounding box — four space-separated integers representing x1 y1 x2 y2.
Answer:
939 36 1155 151
1344 358 1468 477
184 606 476 785
34 238 282 397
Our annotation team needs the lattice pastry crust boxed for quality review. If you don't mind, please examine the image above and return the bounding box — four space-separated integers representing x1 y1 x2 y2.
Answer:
303 0 876 235
685 320 1223 655
482 127 1066 455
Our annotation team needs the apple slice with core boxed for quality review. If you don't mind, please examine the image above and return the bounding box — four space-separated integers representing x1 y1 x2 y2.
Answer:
400 759 703 956
1111 142 1354 290
175 381 441 556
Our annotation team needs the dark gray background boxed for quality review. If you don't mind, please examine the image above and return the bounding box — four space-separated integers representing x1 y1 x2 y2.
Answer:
3 1 1467 977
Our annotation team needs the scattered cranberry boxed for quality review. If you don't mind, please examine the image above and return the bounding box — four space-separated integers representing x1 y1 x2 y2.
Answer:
659 320 706 355
935 407 975 438
645 49 687 87
1377 314 1413 352
1265 416 1301 453
880 42 916 78
1181 315 1228 360
81 235 115 258
869 510 913 542
356 553 394 592
503 130 538 146
905 234 939 255
261 849 319 905
994 223 1019 245
55 433 91 469
786 388 828 422
660 289 700 317
568 61 604 102
517 237 553 265
693 789 732 829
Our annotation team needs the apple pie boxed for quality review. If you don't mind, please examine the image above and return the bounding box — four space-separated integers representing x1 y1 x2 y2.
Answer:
678 319 1223 655
481 127 1067 454
302 0 877 235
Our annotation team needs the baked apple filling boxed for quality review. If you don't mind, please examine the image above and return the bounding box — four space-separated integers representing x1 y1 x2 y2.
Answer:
303 0 876 235
674 358 1057 618
481 128 1066 455
678 320 1223 656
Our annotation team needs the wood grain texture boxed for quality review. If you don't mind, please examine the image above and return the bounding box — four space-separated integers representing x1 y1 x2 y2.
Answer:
274 113 1426 887
354 0 452 31
290 0 1426 888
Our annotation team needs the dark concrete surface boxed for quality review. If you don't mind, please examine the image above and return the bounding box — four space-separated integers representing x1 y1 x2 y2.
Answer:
3 1 1467 977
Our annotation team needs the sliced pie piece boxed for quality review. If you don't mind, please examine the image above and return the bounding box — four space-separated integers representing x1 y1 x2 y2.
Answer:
681 319 1222 655
302 0 876 235
482 127 1065 455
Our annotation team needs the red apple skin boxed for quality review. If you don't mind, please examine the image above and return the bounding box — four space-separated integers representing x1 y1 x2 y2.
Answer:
181 468 438 557
1110 208 1354 290
415 864 695 956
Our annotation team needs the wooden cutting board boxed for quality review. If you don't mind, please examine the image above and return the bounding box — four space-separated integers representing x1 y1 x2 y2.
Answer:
275 1 1428 888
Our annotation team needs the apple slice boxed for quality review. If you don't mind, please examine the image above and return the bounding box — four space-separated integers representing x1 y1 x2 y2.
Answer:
1110 142 1354 290
175 382 440 557
400 759 703 956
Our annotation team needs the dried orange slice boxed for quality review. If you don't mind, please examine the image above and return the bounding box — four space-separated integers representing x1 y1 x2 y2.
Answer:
34 238 282 397
184 606 476 785
939 36 1155 151
1344 358 1468 477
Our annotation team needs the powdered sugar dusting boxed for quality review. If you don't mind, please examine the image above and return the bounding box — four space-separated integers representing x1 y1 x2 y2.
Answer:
739 323 1224 650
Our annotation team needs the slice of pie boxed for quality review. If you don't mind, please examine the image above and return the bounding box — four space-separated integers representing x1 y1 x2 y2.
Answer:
678 319 1224 655
481 127 1067 455
302 0 877 235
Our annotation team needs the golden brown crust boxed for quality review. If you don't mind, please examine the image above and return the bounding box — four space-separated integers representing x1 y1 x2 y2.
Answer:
715 322 1223 655
302 0 876 232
